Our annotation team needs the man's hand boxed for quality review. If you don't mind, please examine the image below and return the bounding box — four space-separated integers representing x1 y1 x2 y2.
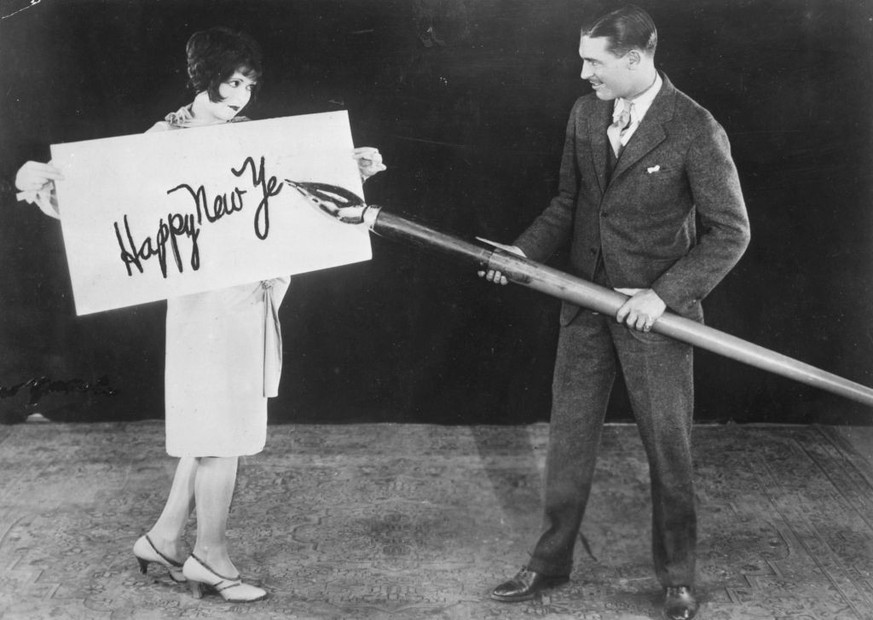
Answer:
477 244 525 285
615 288 666 332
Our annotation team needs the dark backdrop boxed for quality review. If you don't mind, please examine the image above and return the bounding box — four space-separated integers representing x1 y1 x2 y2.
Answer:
1 0 871 425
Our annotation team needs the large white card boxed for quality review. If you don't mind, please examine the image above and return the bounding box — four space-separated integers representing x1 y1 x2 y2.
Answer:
51 111 371 315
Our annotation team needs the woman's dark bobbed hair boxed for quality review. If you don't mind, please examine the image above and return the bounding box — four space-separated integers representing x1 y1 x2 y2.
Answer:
186 27 263 102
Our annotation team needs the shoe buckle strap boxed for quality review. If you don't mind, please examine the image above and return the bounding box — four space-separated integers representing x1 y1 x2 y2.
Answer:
145 535 183 568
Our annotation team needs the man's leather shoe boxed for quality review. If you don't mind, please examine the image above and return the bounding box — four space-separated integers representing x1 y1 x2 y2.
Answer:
663 586 699 620
490 567 569 602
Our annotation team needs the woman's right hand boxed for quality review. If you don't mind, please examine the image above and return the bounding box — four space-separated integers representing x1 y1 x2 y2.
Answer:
15 161 63 193
15 161 63 218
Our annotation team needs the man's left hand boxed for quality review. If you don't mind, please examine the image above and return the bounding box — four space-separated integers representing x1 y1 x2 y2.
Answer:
615 288 666 332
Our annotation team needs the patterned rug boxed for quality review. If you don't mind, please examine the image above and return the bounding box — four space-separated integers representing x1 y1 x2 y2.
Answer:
0 422 871 619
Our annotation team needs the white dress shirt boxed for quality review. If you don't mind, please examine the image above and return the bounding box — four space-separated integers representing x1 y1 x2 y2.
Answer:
612 72 663 148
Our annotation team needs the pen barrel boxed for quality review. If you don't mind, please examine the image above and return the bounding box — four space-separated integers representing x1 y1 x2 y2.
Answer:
368 207 493 266
366 206 873 408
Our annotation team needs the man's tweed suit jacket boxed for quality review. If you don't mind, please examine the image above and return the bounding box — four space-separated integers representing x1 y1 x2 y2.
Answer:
515 74 751 324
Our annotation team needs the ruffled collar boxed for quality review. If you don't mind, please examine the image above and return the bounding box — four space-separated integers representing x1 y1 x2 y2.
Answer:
163 104 249 129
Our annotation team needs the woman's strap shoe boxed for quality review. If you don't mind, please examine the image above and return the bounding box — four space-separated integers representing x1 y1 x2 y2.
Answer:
182 554 267 603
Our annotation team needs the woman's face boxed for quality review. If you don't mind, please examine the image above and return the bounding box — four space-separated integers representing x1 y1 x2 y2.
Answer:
195 70 257 122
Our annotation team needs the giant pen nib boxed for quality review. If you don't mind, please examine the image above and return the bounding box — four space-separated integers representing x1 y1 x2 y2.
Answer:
285 180 371 225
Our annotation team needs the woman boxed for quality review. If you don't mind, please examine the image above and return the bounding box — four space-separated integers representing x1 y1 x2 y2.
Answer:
15 27 385 603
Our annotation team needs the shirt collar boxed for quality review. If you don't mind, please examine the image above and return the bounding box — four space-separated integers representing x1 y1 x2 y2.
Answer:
612 72 662 123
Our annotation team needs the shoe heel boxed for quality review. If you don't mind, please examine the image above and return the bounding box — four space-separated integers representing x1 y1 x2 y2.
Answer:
189 581 203 599
133 534 186 583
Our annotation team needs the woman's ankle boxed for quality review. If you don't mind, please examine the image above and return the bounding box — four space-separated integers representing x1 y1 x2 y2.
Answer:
191 545 238 578
145 530 186 560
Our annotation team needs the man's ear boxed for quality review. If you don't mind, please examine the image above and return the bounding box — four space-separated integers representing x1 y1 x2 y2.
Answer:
625 49 642 69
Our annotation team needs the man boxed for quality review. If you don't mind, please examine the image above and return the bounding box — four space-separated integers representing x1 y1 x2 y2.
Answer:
480 5 750 619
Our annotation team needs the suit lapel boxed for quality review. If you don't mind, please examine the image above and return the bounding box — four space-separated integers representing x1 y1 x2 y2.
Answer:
588 101 613 194
611 74 676 183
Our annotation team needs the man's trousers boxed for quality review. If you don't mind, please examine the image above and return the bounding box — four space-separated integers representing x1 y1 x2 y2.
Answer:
526 309 697 587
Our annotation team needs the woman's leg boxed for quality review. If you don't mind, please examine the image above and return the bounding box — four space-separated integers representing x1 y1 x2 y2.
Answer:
146 456 197 560
192 455 240 576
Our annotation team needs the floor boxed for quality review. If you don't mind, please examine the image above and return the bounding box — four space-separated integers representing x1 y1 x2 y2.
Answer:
834 424 873 470
0 421 871 619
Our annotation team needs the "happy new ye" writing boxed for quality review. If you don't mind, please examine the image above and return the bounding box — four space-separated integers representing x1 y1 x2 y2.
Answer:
113 155 282 278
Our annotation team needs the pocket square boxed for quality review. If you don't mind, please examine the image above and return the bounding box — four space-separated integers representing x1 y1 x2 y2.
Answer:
647 165 661 174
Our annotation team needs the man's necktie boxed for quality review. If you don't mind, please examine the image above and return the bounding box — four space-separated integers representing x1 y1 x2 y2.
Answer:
607 101 633 157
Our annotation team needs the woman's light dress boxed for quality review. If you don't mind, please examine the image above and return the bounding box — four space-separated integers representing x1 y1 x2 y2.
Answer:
151 106 290 458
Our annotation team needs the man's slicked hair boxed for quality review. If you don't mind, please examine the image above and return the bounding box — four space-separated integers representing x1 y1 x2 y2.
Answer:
582 4 658 57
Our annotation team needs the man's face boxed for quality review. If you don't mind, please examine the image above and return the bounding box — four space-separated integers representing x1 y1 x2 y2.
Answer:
579 35 633 100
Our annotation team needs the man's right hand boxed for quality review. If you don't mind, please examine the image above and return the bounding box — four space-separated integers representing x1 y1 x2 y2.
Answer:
477 244 525 286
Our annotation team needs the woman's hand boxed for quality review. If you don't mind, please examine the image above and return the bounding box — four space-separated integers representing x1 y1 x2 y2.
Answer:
15 161 64 193
15 161 63 218
353 147 386 182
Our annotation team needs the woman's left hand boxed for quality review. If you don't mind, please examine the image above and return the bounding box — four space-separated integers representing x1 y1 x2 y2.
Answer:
353 147 386 182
